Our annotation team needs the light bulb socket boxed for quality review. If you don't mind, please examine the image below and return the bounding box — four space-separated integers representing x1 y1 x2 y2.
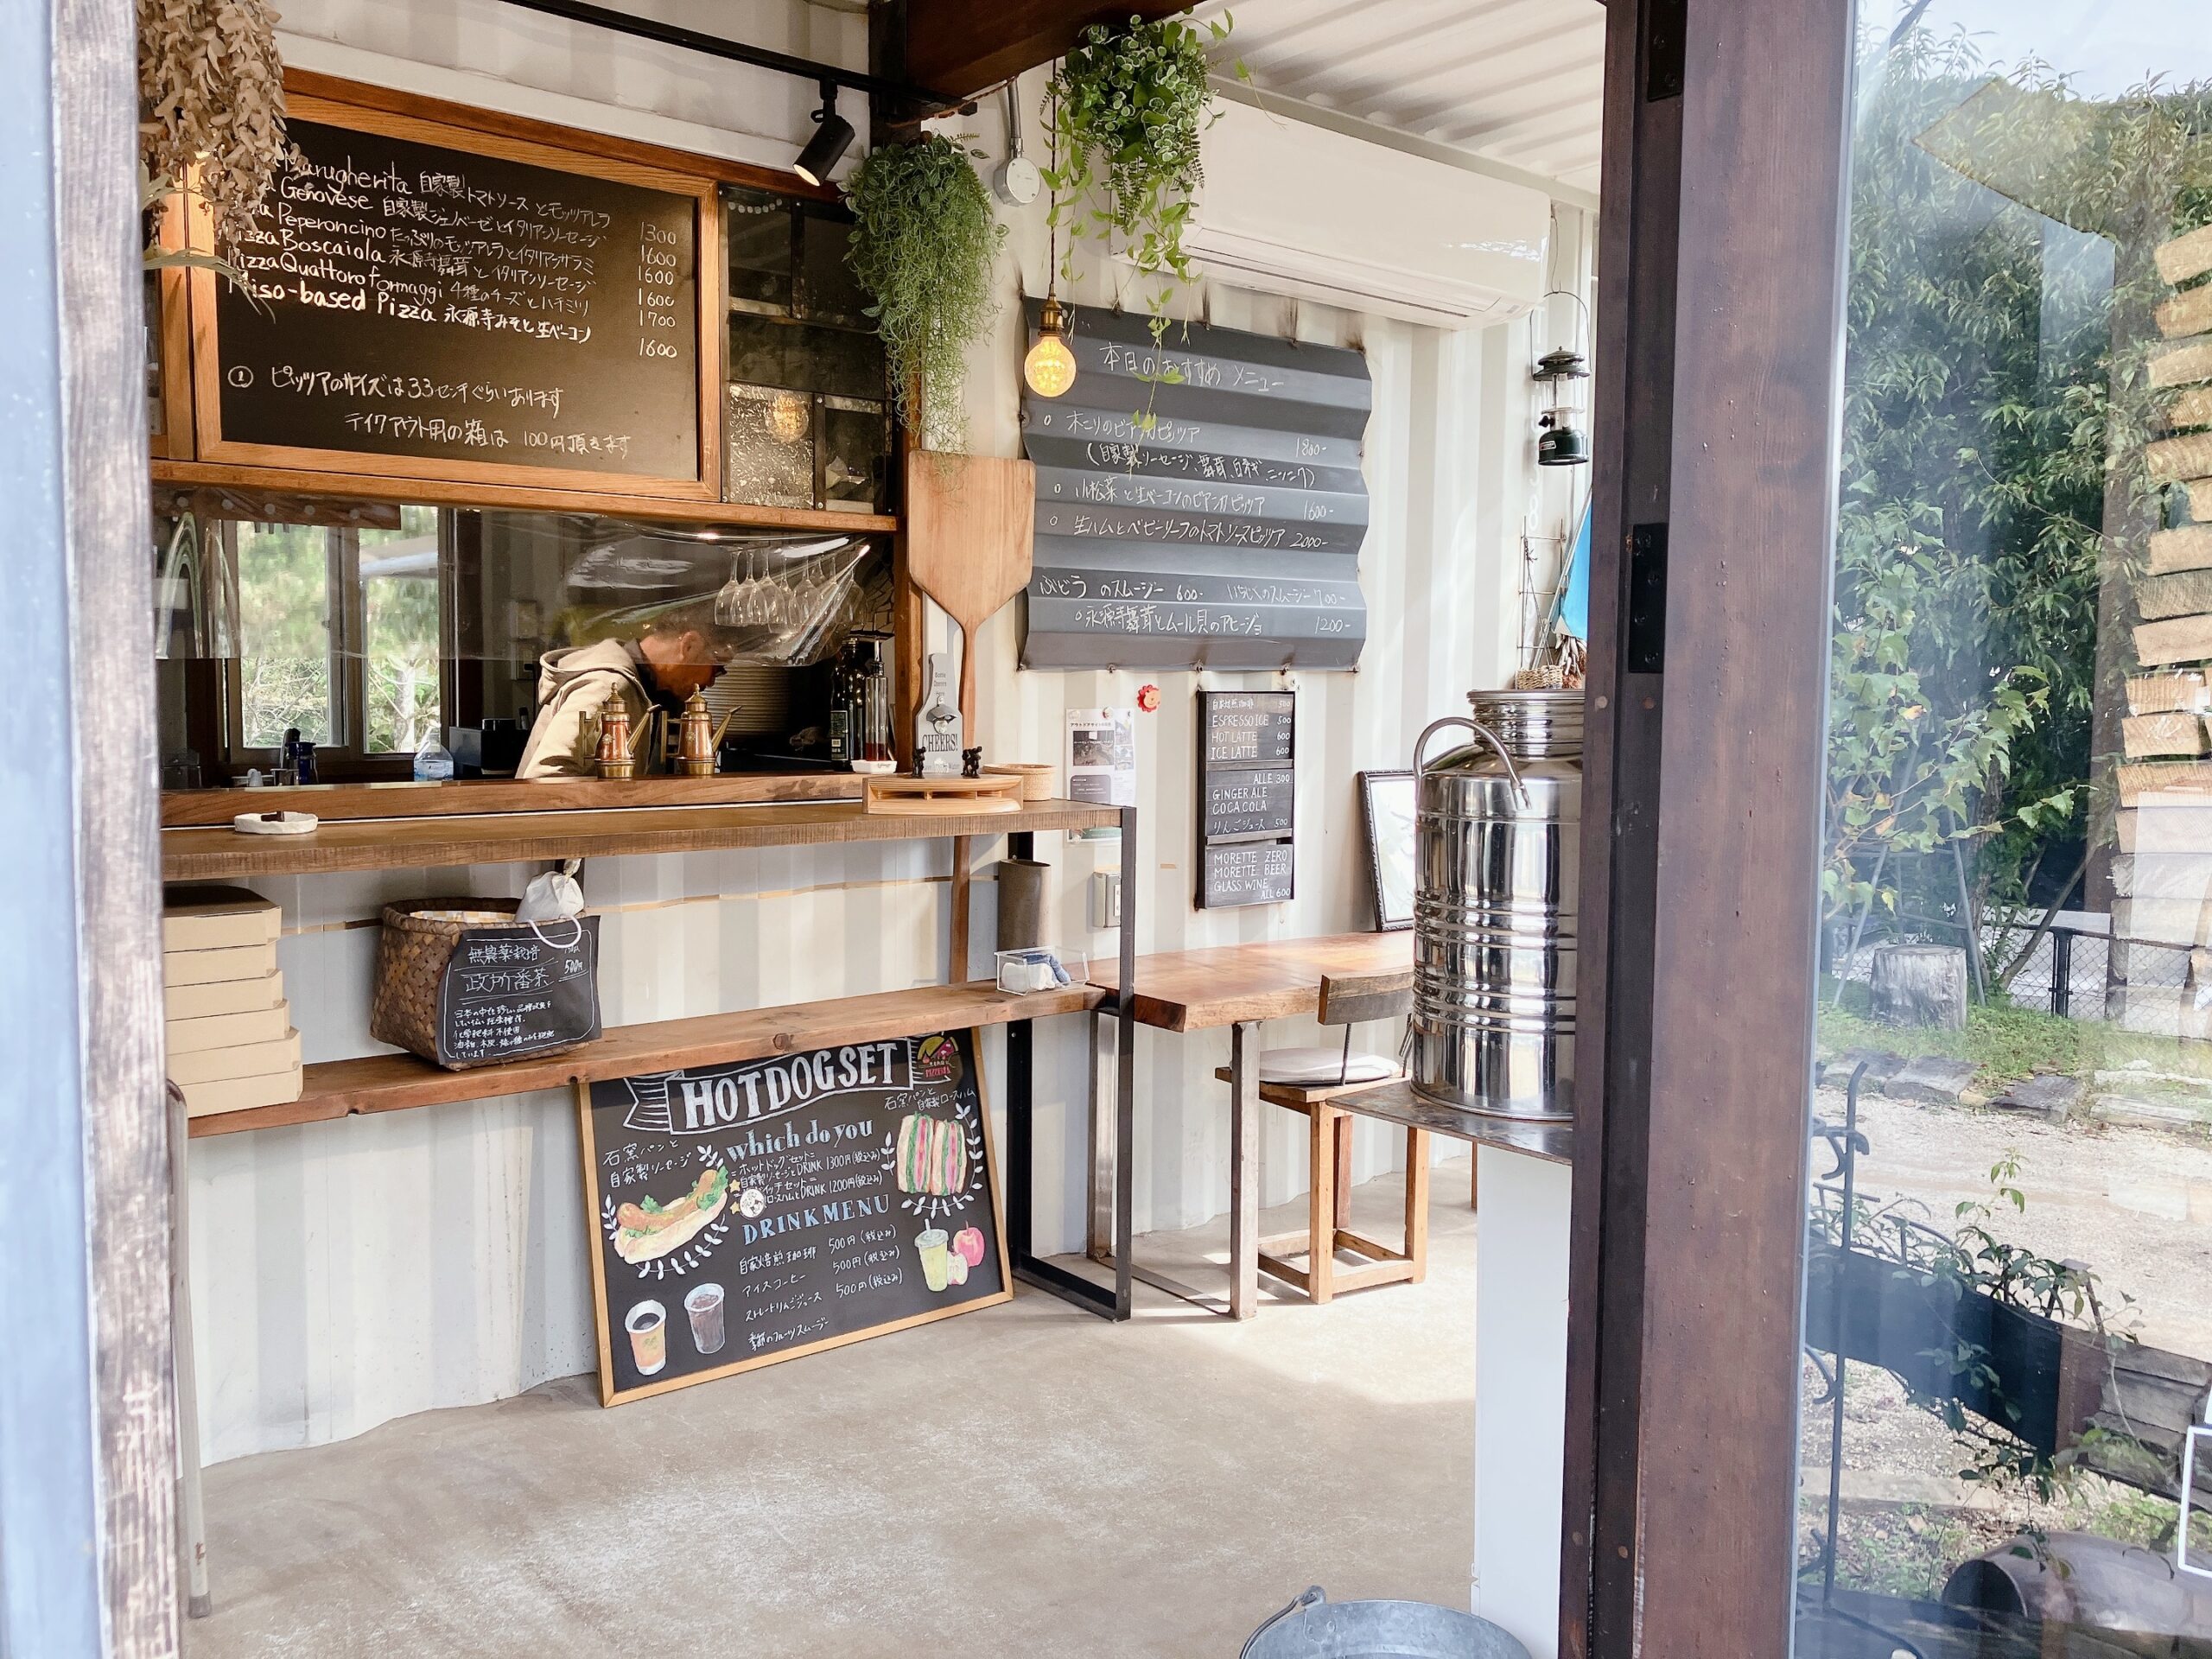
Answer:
794 82 855 186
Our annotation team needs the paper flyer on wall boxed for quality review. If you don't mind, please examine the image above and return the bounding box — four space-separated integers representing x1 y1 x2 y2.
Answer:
1065 708 1135 841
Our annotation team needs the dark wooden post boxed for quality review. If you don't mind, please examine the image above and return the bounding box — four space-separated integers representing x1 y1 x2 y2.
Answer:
0 0 180 1652
1563 0 1855 1653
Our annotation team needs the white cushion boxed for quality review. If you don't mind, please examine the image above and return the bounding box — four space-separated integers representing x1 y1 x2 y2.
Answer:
1257 1046 1396 1086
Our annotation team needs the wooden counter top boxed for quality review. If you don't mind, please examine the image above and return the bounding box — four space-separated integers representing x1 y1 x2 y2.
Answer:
1088 931 1414 1032
162 772 861 826
190 978 1106 1137
162 797 1119 880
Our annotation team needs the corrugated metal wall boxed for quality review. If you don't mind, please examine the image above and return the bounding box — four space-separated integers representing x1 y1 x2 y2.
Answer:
190 10 1574 1463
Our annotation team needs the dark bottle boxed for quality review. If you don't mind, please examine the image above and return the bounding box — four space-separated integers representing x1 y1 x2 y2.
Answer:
827 641 855 768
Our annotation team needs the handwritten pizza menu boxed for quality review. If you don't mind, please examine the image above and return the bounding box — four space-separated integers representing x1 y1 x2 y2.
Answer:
211 115 701 480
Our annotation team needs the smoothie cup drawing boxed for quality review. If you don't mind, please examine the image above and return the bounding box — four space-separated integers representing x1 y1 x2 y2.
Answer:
625 1300 668 1376
916 1227 950 1293
684 1282 727 1356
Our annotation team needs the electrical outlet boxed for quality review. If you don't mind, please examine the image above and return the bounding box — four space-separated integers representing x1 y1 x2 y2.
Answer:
1089 871 1122 931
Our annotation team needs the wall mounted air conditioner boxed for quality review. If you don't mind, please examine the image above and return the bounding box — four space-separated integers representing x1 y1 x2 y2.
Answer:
1187 99 1551 329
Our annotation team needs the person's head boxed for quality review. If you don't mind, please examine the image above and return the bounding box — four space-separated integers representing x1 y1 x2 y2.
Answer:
633 600 729 701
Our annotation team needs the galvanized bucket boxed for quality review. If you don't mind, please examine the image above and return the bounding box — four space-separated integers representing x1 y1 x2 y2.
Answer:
1241 1586 1533 1659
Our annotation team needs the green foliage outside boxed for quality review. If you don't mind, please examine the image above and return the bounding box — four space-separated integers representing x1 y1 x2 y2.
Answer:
1828 30 2212 982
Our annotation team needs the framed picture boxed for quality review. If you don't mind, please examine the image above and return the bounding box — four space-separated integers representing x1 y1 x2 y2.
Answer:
1359 769 1416 931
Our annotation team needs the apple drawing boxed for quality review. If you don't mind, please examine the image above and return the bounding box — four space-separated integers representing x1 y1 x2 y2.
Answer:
952 1227 987 1267
945 1253 969 1287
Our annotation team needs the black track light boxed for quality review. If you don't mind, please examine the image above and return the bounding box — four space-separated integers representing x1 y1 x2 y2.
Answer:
794 80 855 186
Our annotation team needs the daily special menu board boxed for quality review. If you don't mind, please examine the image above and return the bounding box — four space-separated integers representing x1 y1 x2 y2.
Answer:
202 100 707 486
578 1030 1008 1404
1197 691 1297 908
1020 301 1372 671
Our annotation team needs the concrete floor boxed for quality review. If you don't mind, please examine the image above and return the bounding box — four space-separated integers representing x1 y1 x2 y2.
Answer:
186 1157 1479 1659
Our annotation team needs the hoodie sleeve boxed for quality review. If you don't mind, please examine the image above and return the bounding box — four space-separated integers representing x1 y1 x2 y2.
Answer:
516 667 647 780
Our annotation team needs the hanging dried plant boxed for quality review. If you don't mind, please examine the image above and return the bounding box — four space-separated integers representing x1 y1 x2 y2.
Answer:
138 0 289 273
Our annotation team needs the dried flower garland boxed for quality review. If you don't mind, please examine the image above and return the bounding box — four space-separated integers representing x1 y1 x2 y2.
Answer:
138 0 289 271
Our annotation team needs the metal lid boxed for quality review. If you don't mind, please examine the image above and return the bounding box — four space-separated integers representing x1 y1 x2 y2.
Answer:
1466 689 1583 759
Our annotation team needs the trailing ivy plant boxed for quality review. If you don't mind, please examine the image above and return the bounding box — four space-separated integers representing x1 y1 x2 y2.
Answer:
844 134 1006 452
1046 12 1236 334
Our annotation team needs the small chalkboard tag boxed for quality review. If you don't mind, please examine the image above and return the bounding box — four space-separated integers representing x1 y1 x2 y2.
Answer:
1202 841 1295 908
435 916 601 1068
579 1028 1009 1404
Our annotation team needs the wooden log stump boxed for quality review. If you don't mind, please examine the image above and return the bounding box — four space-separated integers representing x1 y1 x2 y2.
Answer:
1869 943 1969 1030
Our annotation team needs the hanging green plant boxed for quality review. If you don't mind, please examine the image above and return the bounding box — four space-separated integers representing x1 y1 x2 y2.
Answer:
1046 12 1237 327
844 134 1006 452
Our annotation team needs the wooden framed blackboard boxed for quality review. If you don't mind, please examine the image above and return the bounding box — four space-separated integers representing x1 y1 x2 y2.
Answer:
1020 301 1371 671
577 1028 1009 1406
1197 690 1297 908
190 83 720 498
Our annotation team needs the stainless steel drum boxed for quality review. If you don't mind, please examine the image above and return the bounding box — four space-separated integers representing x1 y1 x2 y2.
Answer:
1408 690 1581 1122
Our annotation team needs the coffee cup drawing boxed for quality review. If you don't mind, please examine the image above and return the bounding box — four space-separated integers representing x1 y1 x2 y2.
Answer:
915 1227 950 1293
625 1300 668 1376
684 1282 727 1356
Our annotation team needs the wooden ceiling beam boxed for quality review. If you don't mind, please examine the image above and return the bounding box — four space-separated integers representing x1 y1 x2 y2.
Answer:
893 1 1191 100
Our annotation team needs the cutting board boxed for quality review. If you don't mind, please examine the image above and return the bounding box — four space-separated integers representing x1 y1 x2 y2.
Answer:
904 453 1035 740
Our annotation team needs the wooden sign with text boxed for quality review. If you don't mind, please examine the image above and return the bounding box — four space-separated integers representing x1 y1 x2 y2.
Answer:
577 1028 1008 1405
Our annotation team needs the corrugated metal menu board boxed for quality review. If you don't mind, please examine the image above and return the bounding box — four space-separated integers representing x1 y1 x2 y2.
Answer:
1020 301 1371 671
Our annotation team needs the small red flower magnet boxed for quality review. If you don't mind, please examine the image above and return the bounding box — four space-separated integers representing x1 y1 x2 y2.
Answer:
1136 683 1161 713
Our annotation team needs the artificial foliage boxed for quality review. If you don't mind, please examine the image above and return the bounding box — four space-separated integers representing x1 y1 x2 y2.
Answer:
138 0 289 273
1046 12 1236 329
844 134 1006 451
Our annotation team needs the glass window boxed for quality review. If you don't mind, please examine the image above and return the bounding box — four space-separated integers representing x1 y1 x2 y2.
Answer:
233 518 335 747
359 506 441 753
1797 9 2212 1653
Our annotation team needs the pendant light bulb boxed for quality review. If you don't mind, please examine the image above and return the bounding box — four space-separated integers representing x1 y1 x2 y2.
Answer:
1024 296 1077 398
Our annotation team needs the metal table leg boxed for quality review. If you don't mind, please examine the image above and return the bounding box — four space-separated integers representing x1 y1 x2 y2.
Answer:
1229 1019 1260 1319
1004 825 1131 1320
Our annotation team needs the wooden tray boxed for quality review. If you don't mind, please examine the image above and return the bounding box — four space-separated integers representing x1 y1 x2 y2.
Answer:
862 775 1025 816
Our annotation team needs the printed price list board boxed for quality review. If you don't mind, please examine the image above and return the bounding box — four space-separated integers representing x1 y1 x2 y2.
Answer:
1197 690 1297 908
195 93 713 493
577 1029 1008 1405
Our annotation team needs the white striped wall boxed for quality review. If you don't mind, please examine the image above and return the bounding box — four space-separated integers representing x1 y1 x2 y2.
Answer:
187 8 1570 1462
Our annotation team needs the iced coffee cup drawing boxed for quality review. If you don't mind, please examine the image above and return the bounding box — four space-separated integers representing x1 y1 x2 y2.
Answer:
625 1300 668 1376
684 1282 727 1356
915 1227 950 1293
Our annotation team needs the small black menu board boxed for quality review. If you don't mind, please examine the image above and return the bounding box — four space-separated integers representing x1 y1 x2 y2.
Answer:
577 1029 1008 1405
437 916 601 1067
1197 690 1297 908
199 94 711 492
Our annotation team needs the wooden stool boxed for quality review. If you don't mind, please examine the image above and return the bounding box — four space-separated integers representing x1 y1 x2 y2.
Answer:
1215 969 1430 1304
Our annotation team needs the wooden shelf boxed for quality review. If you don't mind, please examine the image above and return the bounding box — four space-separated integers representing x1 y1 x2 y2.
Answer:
162 797 1117 880
152 459 898 536
189 980 1106 1137
162 772 861 827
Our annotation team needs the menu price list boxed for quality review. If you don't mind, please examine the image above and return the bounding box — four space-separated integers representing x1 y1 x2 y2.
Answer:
583 1031 1006 1402
212 115 701 479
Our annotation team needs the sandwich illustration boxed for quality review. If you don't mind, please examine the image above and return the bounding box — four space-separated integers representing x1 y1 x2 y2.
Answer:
613 1166 729 1264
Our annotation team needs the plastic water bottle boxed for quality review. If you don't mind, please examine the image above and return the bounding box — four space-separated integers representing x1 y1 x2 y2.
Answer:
413 729 455 782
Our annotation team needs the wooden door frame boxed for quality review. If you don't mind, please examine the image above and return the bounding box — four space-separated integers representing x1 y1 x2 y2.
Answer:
1560 0 1856 1653
3 0 180 1654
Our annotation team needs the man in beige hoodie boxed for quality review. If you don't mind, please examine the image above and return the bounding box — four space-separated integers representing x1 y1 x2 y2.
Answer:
515 612 726 780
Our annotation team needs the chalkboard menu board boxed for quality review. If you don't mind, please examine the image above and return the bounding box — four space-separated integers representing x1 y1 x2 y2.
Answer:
1197 691 1297 908
437 917 601 1067
1020 301 1370 671
577 1029 1008 1404
198 94 712 492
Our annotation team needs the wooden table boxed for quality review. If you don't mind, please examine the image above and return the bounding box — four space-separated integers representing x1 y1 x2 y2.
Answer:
1084 932 1414 1318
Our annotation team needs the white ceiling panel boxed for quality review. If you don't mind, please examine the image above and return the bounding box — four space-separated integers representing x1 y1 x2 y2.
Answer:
1193 0 1605 199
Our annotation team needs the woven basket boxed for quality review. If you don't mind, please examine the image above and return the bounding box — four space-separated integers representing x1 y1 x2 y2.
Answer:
372 897 575 1070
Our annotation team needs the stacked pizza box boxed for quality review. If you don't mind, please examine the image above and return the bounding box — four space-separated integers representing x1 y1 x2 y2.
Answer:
2113 226 2212 1031
164 886 302 1117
